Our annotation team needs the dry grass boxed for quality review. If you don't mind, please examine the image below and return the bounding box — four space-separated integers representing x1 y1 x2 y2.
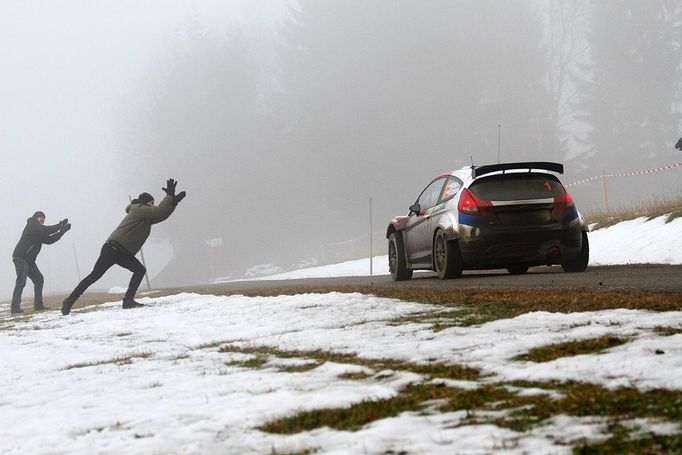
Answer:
584 194 682 230
218 344 481 381
513 335 629 363
214 342 682 452
64 351 152 370
259 377 682 452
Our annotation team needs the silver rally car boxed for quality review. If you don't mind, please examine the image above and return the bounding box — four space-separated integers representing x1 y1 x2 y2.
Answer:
386 162 589 281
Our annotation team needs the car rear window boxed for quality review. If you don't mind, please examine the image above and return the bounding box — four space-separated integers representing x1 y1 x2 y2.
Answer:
470 173 563 201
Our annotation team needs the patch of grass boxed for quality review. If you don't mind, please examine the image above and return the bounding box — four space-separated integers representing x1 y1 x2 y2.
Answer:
584 195 682 230
225 355 269 369
653 326 682 337
260 376 682 436
259 382 538 434
276 363 322 373
488 381 682 433
388 310 461 325
338 371 372 380
193 340 236 350
170 353 190 361
218 344 480 381
260 383 461 434
64 351 152 370
514 335 629 363
389 309 475 332
270 449 318 455
574 431 682 455
260 395 410 433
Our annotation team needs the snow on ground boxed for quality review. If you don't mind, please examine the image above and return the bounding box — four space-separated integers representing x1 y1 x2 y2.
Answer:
224 255 390 282
2 215 682 453
1 292 681 454
221 214 682 282
589 215 682 265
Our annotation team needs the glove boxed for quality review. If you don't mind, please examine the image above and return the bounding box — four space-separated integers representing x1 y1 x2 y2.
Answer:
61 223 72 233
173 191 186 205
162 178 177 197
59 218 69 226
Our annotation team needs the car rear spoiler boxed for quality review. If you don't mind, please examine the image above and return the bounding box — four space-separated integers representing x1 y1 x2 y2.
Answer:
473 162 564 179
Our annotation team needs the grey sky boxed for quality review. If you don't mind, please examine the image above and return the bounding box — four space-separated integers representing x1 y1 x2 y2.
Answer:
0 0 287 298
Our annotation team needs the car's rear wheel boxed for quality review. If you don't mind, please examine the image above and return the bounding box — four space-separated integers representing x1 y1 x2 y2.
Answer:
507 265 529 275
388 232 412 281
434 231 463 279
562 231 589 273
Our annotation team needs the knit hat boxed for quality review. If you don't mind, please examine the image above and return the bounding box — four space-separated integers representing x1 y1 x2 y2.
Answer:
134 192 154 205
32 211 46 220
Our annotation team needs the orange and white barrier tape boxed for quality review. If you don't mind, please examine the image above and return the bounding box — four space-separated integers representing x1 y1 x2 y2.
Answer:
565 162 682 188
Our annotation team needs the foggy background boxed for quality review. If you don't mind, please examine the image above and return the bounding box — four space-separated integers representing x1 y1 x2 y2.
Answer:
1 0 681 299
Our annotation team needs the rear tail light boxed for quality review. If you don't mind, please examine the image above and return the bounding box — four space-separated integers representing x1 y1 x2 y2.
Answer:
458 188 491 215
552 189 575 219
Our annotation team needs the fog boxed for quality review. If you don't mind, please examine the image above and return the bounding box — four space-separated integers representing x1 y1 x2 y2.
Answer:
2 1 681 298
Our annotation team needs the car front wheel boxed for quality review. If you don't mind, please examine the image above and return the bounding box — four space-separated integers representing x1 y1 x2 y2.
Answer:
389 232 413 281
562 231 589 273
433 231 463 279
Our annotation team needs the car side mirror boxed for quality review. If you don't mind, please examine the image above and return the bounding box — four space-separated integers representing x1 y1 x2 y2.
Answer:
409 203 421 216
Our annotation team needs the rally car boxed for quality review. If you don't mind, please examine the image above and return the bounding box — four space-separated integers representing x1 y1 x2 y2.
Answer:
386 162 589 280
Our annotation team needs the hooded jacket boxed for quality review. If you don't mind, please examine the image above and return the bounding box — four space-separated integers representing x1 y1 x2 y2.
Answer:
106 195 176 255
12 218 66 263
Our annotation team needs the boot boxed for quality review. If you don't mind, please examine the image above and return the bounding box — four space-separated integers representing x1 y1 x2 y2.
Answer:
61 297 76 315
34 304 51 311
11 308 23 315
122 298 145 309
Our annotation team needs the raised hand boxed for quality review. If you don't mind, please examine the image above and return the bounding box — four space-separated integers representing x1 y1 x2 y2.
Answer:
173 191 187 204
59 218 69 226
162 178 177 196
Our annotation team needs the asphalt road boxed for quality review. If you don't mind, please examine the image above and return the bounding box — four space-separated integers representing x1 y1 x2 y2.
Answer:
198 264 682 294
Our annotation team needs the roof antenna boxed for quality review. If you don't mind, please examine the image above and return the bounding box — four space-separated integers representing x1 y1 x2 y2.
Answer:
497 123 501 164
470 156 475 179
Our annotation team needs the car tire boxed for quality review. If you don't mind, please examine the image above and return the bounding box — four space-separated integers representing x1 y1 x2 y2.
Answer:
562 231 589 273
507 265 529 275
388 232 413 281
433 231 463 279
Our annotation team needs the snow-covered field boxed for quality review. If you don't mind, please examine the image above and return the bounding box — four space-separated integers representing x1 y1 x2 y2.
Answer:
1 215 681 453
2 293 681 454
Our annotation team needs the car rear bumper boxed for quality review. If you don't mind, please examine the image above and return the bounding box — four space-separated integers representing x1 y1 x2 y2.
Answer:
458 225 583 268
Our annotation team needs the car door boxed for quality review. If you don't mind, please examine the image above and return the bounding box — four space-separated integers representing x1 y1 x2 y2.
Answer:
428 176 462 231
404 177 446 266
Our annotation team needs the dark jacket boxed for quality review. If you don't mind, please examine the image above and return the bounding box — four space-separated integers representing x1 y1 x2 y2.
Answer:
107 195 176 255
12 219 67 263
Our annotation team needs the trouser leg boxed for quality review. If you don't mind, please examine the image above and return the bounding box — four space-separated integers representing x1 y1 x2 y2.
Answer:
67 244 117 302
11 257 29 311
117 255 146 301
27 263 45 309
